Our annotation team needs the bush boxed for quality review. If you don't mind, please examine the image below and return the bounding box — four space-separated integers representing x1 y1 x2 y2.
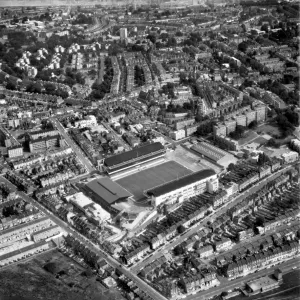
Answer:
44 262 60 274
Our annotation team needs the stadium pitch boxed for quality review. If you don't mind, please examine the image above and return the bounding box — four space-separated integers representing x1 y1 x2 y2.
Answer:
116 160 192 202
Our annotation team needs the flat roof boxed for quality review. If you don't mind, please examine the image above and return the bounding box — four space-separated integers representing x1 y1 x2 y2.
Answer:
146 169 216 197
104 142 164 168
32 225 60 237
0 240 48 261
1 216 50 236
85 178 132 205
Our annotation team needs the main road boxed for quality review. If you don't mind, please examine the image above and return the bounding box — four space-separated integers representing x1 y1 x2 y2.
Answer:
18 190 167 300
51 118 96 173
130 165 293 274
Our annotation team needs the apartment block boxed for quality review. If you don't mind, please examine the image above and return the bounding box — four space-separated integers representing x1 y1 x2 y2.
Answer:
235 114 247 127
213 124 227 136
246 110 256 126
7 145 23 158
225 120 236 135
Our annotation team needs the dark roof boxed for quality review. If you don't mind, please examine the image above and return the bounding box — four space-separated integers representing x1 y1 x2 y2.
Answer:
146 169 216 197
104 142 164 168
85 177 132 204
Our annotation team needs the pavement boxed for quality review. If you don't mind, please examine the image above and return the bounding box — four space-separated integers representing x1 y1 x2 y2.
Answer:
130 165 293 274
18 190 167 300
51 118 96 173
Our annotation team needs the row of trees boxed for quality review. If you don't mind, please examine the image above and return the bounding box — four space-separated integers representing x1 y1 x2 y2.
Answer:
90 57 113 100
259 80 299 106
134 65 145 87
275 108 299 138
196 120 217 136
160 83 175 99
72 13 94 25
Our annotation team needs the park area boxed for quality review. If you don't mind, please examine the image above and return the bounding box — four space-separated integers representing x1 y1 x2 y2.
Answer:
0 249 121 300
116 160 192 202
256 123 281 137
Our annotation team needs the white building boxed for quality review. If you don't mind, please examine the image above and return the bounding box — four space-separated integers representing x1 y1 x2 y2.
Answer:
146 169 217 207
169 129 186 141
74 115 97 128
281 151 298 163
66 192 110 222
120 28 128 41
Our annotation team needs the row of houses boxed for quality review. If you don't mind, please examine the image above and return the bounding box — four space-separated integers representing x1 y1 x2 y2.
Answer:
226 241 299 278
0 210 43 231
5 170 36 194
0 240 49 267
0 217 54 246
217 223 300 269
123 204 211 265
179 271 218 294
220 159 281 192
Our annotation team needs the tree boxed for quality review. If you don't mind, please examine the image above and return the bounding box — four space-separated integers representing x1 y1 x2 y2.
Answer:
44 262 60 274
227 163 235 172
255 216 265 227
177 224 186 234
174 245 184 256
248 120 258 129
266 138 279 148
261 24 269 33
6 81 17 90
26 82 42 93
167 37 177 47
147 34 156 44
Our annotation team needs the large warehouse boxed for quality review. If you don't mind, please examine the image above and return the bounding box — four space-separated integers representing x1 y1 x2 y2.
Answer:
145 169 218 207
103 142 165 177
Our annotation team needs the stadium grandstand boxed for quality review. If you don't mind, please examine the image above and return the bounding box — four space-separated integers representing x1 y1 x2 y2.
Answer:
145 169 218 207
83 177 132 214
190 142 237 168
103 142 166 178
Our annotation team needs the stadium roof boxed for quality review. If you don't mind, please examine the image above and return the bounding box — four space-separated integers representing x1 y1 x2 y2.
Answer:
104 142 164 168
85 178 132 204
146 169 216 197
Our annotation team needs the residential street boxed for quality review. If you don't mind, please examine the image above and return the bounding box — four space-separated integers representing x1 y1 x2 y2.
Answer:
51 118 96 173
130 165 293 274
18 190 167 300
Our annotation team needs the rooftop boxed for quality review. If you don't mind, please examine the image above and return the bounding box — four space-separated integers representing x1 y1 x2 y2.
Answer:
85 177 132 205
104 142 164 168
146 169 216 197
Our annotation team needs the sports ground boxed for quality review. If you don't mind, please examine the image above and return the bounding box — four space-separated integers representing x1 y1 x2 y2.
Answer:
116 160 192 202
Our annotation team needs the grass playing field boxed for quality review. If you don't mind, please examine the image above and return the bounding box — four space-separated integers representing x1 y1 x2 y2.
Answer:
116 160 192 202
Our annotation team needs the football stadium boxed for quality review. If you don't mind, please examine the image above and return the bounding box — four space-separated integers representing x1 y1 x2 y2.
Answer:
116 160 192 202
87 142 219 210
